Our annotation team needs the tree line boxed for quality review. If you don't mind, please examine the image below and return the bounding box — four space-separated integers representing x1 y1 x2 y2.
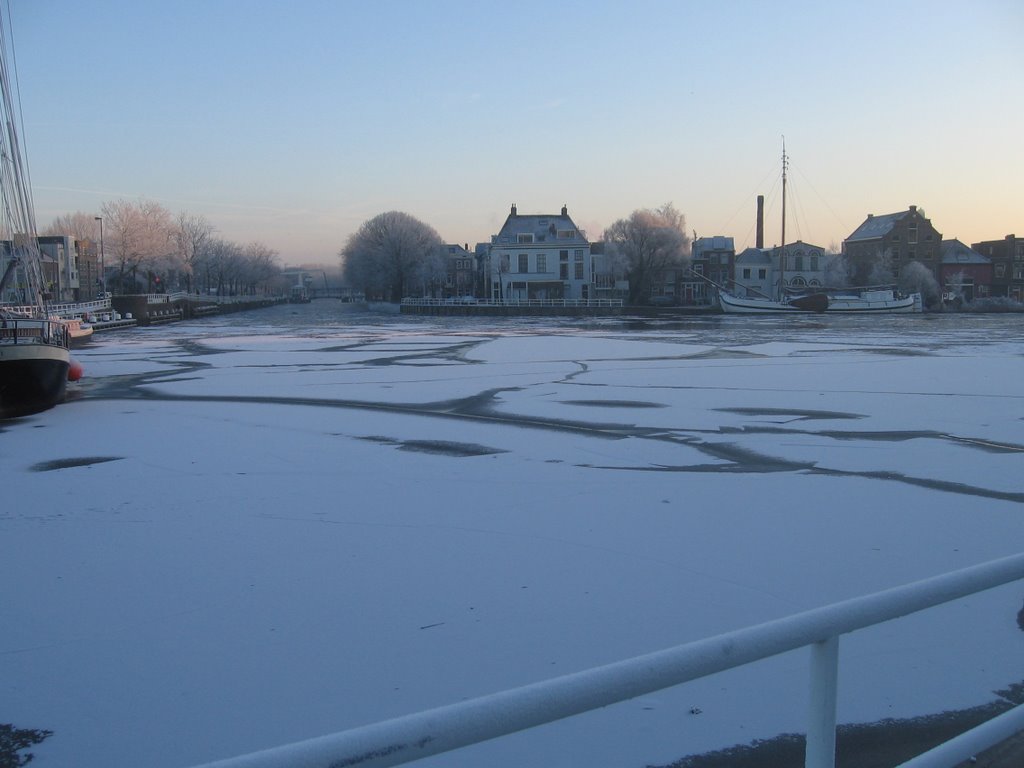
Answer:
44 199 283 296
340 204 692 304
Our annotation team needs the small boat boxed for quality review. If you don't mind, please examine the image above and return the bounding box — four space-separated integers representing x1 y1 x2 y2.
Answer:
62 316 94 346
0 16 72 418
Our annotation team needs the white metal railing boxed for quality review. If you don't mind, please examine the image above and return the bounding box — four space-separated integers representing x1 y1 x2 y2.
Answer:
401 297 625 308
188 552 1024 768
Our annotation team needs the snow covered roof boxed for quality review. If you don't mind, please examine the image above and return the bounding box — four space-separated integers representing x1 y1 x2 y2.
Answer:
493 204 589 246
940 239 989 264
735 246 772 265
845 211 907 242
693 236 734 254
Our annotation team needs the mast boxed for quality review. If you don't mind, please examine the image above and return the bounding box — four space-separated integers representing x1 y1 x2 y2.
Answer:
779 136 787 297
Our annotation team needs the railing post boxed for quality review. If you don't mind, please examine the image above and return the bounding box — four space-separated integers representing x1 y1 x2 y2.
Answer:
806 635 839 768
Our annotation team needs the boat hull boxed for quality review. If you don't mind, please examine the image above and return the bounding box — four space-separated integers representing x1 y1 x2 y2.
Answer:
0 342 70 418
718 291 826 314
823 293 920 313
720 290 921 314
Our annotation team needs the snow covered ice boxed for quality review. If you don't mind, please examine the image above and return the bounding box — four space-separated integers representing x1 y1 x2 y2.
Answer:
2 305 1022 768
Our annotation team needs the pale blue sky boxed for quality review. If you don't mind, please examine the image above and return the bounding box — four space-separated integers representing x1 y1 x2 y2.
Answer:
10 0 1023 265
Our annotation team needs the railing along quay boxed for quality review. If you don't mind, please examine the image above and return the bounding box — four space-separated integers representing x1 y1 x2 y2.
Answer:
188 552 1024 768
402 297 624 307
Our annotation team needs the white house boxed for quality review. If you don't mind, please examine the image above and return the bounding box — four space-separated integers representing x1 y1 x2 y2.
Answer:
485 204 593 301
732 240 829 299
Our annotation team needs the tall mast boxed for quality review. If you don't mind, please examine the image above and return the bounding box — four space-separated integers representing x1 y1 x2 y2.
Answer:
779 136 787 296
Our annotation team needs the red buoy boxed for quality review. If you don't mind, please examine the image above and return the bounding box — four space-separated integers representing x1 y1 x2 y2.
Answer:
68 359 84 381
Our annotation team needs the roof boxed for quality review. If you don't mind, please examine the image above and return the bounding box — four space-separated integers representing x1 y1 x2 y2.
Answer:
492 204 589 246
845 211 907 242
693 236 735 255
735 247 772 265
940 239 989 265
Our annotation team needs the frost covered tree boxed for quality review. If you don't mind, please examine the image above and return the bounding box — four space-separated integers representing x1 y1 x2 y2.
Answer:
41 212 101 242
174 212 215 293
100 199 175 293
341 211 444 302
899 260 941 306
603 203 690 305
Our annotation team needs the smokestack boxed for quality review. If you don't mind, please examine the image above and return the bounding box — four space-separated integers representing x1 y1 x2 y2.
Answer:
756 195 764 249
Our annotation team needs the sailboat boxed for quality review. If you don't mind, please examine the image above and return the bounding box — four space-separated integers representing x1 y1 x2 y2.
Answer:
718 141 920 314
0 12 71 418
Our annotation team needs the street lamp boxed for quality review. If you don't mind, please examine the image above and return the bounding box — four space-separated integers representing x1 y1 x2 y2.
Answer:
94 216 105 296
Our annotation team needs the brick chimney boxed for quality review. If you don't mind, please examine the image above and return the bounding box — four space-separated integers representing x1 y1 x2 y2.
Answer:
756 195 764 249
511 203 517 216
561 204 568 217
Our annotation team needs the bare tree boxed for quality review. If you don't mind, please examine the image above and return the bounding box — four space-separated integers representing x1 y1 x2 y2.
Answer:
174 212 215 293
603 203 690 305
100 199 174 293
341 211 444 302
41 212 102 241
241 241 280 295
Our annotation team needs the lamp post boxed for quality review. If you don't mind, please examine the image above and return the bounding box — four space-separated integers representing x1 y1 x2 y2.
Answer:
94 216 105 296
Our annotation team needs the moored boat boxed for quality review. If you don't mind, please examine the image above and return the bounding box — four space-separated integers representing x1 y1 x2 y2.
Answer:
0 14 73 417
718 140 922 315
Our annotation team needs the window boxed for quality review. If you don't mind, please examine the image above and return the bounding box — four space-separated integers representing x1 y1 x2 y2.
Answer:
810 255 819 271
537 254 547 273
557 230 576 239
518 233 534 244
758 268 767 279
794 255 804 271
908 225 918 244
995 263 1006 279
560 250 569 261
742 268 751 279
560 263 569 279
575 261 584 280
518 254 529 273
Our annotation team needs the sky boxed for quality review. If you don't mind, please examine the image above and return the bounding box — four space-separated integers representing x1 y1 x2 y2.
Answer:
7 0 1023 266
3 310 1023 767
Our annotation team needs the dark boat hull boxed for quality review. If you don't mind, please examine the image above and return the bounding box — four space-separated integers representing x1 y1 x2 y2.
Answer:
0 343 70 418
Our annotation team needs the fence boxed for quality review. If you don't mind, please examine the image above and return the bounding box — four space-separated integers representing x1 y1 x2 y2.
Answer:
188 552 1024 768
402 297 624 308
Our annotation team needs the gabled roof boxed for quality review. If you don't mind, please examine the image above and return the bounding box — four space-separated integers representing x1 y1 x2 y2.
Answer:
845 211 907 242
493 204 589 246
940 239 989 265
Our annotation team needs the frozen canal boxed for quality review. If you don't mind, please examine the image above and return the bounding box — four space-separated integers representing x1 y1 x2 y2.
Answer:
2 303 1023 767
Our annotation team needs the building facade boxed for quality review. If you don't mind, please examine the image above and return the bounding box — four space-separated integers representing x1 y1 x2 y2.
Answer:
939 239 992 303
843 205 942 284
443 244 477 299
971 234 1024 301
687 236 735 305
485 204 593 301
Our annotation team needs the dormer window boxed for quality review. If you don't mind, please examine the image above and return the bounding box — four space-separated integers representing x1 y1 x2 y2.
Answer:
557 230 576 239
518 233 534 244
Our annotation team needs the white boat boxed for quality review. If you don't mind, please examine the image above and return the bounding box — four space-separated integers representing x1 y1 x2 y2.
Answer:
719 141 921 315
824 287 921 313
718 289 828 313
0 16 72 418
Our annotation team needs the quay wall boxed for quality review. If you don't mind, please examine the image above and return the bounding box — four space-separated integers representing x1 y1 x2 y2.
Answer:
110 295 285 325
